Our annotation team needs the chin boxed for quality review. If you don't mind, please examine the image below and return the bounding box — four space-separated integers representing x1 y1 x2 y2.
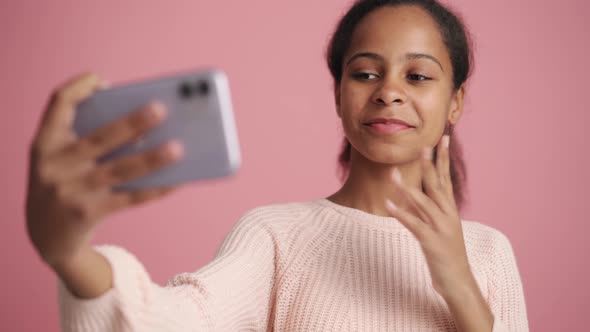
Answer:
353 141 417 166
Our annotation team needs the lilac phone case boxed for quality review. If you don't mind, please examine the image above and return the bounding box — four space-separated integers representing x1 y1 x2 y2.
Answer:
73 68 240 190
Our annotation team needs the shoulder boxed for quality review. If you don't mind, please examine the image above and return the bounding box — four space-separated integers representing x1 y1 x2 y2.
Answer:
215 200 325 259
230 200 321 234
461 219 516 259
238 200 323 225
240 200 315 221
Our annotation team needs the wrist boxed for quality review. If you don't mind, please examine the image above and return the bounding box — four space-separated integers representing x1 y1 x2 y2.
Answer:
445 282 485 310
52 245 114 299
438 272 479 303
442 275 494 332
51 245 94 276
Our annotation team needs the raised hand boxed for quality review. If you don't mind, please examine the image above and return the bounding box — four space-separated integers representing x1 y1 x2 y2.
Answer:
384 135 475 299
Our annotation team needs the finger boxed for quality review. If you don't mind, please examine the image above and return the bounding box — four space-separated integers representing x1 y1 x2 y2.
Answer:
385 199 430 241
50 182 180 225
406 183 444 228
102 185 180 215
36 73 106 152
79 140 183 190
62 102 167 162
392 168 434 224
421 146 454 215
436 135 453 196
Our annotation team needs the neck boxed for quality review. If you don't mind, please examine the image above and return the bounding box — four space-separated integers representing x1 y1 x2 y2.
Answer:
327 149 423 217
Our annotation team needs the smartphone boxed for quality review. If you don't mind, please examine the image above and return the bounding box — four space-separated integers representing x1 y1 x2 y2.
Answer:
73 68 241 190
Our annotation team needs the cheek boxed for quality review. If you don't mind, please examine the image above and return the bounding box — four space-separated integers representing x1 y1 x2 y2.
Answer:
413 87 440 109
413 91 450 137
339 83 367 118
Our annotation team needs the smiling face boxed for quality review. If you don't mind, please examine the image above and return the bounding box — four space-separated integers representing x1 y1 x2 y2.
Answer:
336 5 464 165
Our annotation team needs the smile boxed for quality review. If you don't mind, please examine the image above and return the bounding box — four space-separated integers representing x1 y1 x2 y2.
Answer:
364 122 414 135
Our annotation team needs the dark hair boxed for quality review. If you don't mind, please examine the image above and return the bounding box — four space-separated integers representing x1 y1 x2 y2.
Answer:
326 0 473 211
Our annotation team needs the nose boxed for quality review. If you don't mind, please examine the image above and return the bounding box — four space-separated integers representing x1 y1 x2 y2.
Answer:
371 76 407 106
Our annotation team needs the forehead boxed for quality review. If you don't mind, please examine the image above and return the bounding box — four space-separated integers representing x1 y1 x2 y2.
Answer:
347 5 450 67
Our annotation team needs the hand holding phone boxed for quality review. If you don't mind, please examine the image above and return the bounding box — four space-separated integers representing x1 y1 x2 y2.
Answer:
26 73 183 269
73 68 240 190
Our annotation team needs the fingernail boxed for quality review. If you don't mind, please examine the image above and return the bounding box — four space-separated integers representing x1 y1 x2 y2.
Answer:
422 147 432 160
147 102 166 120
443 135 450 148
98 80 111 90
165 141 184 159
385 199 397 212
392 168 402 184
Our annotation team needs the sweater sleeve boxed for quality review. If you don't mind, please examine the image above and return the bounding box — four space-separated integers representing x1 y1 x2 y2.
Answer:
487 231 530 332
57 207 277 332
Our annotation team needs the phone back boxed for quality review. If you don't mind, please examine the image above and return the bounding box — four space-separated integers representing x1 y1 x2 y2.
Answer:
73 68 240 190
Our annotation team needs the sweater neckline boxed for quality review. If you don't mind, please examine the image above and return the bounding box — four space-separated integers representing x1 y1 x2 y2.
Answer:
313 198 407 230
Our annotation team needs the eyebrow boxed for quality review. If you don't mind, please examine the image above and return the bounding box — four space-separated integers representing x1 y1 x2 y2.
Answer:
345 52 444 72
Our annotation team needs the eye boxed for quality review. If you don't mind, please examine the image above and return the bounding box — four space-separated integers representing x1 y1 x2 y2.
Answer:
408 74 431 81
352 72 379 80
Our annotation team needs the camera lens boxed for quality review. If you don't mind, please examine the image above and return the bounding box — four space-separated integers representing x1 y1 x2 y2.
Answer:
178 82 193 98
196 80 209 96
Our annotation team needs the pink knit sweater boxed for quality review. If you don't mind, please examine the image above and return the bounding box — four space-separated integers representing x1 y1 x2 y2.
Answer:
58 198 529 331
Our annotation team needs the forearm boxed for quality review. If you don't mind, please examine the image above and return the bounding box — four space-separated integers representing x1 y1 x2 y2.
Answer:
443 275 494 332
52 245 113 299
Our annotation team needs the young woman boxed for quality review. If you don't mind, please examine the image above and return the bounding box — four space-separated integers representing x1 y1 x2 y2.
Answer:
26 0 529 331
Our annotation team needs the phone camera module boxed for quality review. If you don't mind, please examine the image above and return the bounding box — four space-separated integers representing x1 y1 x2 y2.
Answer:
179 82 193 99
196 80 209 96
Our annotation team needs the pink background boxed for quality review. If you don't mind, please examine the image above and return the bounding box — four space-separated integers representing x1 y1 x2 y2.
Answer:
1 0 588 330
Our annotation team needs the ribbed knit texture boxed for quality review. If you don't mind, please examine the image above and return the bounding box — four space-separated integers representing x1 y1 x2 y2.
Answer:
58 198 529 331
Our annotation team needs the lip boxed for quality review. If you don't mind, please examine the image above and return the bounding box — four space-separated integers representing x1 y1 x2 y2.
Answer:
363 117 416 135
363 117 415 127
364 122 414 135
